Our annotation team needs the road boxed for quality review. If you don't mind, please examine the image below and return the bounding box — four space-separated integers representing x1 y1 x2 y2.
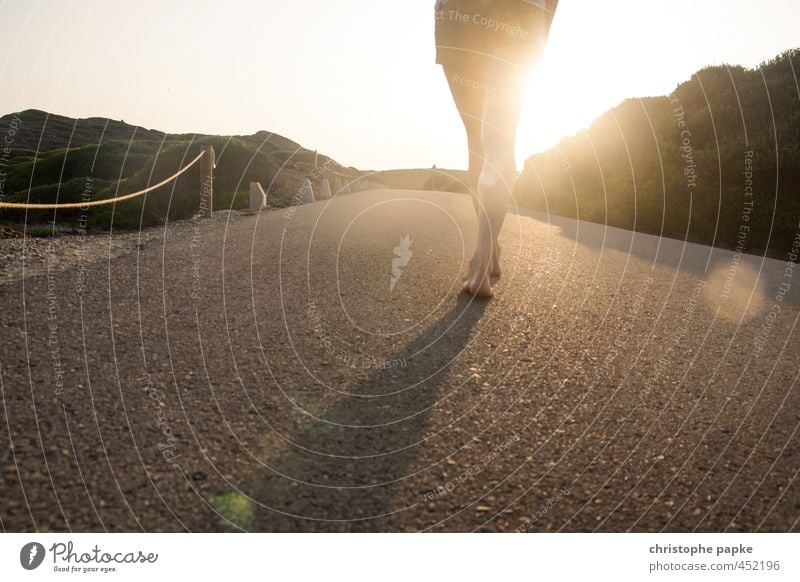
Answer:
2 189 800 532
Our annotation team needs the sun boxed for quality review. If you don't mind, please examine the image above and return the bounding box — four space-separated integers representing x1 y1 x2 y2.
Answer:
514 2 686 166
517 48 611 164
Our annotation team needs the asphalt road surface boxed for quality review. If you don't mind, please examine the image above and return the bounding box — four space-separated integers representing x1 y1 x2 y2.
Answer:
2 189 800 532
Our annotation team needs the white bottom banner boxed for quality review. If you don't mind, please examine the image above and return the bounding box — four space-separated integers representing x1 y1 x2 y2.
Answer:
1 534 796 581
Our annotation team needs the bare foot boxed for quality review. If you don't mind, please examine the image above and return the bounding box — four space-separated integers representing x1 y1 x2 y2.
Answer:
462 244 496 298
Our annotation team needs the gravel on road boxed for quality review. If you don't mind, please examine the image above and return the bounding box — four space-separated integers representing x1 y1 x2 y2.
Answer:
1 191 799 533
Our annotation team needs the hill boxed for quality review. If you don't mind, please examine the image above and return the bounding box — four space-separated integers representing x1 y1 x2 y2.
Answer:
0 109 166 151
515 48 800 260
0 110 375 230
377 168 469 193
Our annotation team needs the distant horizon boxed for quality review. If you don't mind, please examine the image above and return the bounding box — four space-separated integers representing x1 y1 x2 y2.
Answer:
2 0 799 170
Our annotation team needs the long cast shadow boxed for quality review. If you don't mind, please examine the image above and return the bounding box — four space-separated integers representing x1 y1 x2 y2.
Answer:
218 295 487 532
512 207 800 307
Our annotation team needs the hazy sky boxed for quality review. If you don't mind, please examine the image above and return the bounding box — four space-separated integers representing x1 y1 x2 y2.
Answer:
1 0 798 170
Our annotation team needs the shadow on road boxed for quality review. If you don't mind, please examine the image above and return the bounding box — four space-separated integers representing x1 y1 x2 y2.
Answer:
211 295 487 532
529 210 800 307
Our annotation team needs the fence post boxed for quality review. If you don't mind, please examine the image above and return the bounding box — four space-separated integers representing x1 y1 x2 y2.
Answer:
199 145 215 218
319 178 332 200
301 178 316 204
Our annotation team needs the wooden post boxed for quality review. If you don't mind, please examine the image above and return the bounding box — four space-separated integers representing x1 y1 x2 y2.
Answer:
199 145 215 218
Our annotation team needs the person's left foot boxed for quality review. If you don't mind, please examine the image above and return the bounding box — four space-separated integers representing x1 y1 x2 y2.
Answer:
462 243 497 298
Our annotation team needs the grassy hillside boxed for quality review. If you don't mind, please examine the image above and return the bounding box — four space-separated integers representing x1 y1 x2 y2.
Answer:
0 109 165 151
0 110 374 231
515 48 800 259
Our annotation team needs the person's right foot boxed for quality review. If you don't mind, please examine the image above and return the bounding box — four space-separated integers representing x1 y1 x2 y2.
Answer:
462 244 496 298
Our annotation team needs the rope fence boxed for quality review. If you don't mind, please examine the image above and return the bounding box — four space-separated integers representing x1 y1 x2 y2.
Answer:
1 143 389 215
0 147 212 211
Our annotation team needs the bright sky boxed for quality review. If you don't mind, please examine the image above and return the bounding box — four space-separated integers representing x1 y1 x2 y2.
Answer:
0 0 797 170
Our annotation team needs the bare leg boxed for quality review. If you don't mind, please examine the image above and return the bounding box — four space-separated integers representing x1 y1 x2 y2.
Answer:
442 66 503 277
442 66 484 217
462 60 527 297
